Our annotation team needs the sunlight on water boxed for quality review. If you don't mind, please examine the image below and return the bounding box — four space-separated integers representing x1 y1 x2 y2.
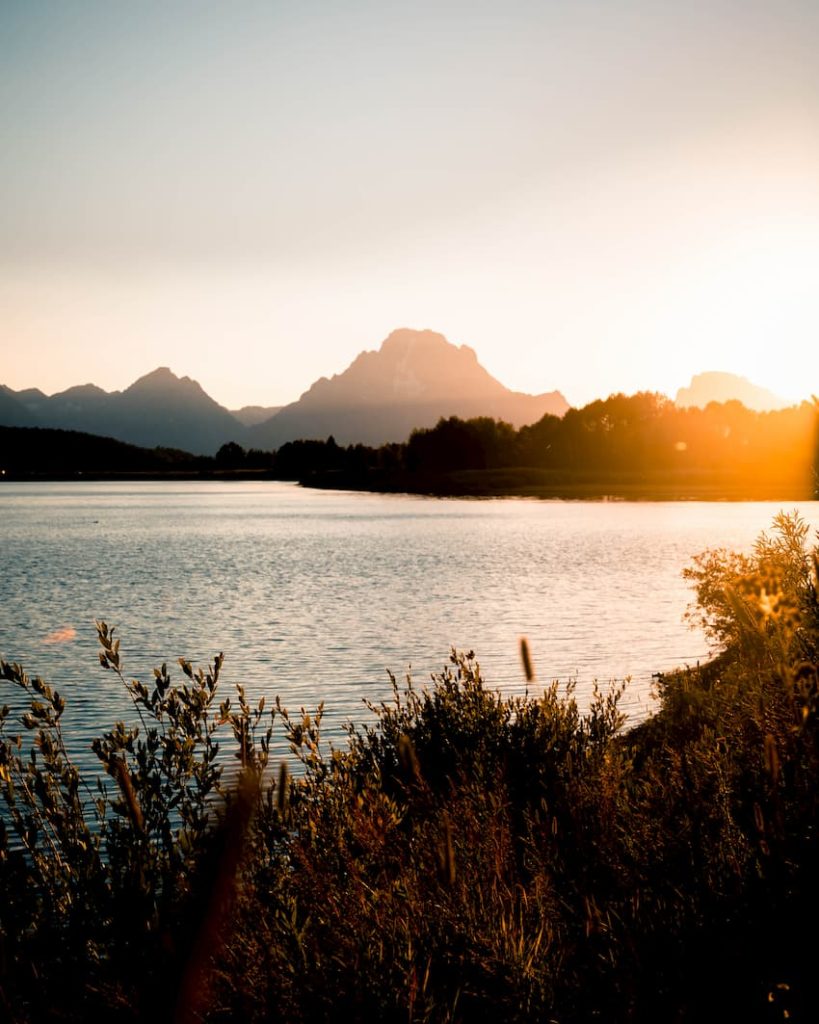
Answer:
1 481 816 774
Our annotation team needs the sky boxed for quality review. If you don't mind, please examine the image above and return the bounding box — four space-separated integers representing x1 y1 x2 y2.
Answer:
2 0 819 410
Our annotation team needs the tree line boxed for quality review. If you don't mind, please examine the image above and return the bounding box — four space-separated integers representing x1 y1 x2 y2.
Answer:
269 393 819 498
3 392 817 497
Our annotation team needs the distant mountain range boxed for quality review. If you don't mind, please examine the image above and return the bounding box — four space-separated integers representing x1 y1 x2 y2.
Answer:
1 368 242 455
2 332 796 456
0 329 569 454
675 372 791 412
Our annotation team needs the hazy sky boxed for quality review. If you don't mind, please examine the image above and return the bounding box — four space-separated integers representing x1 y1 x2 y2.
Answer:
2 0 818 408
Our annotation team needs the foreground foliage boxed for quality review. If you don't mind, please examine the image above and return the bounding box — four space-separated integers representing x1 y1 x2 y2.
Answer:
1 513 818 1021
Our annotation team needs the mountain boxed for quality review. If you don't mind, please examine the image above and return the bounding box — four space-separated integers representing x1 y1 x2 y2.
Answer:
230 404 284 427
250 328 569 448
0 385 38 427
0 369 248 455
9 387 49 417
675 372 792 412
44 383 118 432
112 368 248 452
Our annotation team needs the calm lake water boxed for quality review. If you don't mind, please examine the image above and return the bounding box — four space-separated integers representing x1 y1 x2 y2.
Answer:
1 481 816 771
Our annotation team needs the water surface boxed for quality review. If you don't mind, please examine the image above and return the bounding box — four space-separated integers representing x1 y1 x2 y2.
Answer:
1 481 816 770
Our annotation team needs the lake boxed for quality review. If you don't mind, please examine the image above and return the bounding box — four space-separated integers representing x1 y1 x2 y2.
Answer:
1 481 816 772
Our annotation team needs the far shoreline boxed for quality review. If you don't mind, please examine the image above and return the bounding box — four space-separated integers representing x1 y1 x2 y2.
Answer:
298 465 817 502
2 467 815 502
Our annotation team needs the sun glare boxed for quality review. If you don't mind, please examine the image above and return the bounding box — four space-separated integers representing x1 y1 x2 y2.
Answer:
652 211 819 404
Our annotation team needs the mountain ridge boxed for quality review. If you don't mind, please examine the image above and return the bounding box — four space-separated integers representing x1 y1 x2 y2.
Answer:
0 349 807 457
0 369 246 454
1 329 570 452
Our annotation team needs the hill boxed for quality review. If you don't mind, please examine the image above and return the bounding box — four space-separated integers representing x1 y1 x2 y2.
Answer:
0 425 207 477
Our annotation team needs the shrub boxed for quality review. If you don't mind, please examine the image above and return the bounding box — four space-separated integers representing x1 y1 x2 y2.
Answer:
0 622 274 1020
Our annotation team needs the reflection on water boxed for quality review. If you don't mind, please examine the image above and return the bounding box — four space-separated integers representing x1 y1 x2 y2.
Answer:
1 481 816 773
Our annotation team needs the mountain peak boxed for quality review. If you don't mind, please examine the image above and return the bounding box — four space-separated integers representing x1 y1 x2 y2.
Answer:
676 372 791 412
52 383 111 400
380 327 448 351
297 328 501 407
128 366 180 387
379 327 478 363
124 366 206 397
250 327 568 447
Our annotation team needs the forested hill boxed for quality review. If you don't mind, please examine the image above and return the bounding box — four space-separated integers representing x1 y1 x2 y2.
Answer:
0 426 209 478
